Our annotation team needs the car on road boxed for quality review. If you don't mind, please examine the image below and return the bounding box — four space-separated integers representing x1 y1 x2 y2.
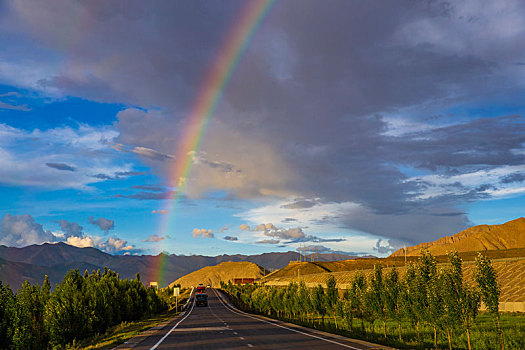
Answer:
196 284 206 293
195 292 208 307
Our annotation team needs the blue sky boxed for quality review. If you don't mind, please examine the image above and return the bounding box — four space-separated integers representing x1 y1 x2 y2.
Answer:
0 1 524 256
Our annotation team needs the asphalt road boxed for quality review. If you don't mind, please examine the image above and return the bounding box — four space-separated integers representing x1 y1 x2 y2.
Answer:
121 288 387 350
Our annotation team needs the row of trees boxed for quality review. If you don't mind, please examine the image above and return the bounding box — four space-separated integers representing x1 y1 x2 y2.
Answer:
0 267 167 349
222 252 504 350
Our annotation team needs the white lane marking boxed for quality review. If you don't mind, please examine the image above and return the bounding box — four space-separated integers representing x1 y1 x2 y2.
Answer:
213 289 363 350
149 294 196 350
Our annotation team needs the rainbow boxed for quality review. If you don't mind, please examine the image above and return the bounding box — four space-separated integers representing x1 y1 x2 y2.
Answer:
153 0 275 287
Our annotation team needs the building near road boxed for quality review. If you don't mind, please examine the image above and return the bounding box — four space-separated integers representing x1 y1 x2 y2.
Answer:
233 278 255 285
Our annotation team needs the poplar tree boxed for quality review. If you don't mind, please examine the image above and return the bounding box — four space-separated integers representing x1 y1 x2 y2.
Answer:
312 284 327 325
442 251 480 350
475 253 504 350
368 263 387 338
401 263 421 343
325 275 339 329
13 280 49 349
416 250 440 349
385 266 403 342
0 281 15 349
350 272 367 333
298 281 311 322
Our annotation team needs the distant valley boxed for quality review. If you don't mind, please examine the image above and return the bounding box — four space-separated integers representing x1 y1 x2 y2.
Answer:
0 242 361 291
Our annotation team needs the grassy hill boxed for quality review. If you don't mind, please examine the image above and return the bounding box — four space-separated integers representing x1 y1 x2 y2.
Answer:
169 261 269 288
390 217 525 257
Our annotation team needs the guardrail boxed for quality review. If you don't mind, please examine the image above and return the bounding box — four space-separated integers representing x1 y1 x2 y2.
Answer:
181 287 194 311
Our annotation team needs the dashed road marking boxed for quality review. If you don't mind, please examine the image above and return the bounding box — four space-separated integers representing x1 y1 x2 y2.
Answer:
213 289 363 350
149 294 196 350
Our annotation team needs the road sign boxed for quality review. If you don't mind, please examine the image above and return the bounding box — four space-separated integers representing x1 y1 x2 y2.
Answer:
174 287 180 296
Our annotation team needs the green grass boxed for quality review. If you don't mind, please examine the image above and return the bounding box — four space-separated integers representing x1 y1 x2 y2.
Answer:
224 291 525 350
71 310 176 349
273 313 525 350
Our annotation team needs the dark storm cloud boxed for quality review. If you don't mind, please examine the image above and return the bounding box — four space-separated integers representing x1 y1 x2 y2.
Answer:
115 171 147 177
91 171 147 180
88 216 114 233
281 200 318 209
52 219 83 237
256 239 280 244
500 173 525 184
45 163 75 172
91 173 114 180
132 185 165 192
115 190 177 200
260 226 345 244
4 1 525 244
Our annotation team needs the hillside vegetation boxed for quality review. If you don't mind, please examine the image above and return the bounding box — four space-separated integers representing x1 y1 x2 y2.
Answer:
169 261 268 288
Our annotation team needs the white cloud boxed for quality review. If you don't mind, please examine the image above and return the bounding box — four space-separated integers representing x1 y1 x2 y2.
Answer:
192 228 214 238
0 123 131 190
66 235 94 248
407 165 525 200
0 213 55 247
237 199 359 232
143 234 165 242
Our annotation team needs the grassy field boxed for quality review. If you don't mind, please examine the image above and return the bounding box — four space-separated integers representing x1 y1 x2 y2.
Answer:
311 311 525 349
73 310 176 349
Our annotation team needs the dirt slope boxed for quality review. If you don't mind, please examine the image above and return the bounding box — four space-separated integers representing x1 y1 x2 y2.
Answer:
390 217 525 257
169 261 269 288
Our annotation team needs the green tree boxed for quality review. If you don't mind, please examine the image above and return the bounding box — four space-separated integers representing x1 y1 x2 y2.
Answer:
416 250 440 349
368 264 387 338
12 280 49 349
0 281 15 349
312 284 327 325
442 251 481 350
475 253 504 350
349 272 367 333
325 275 339 329
385 266 403 342
45 269 92 345
298 281 312 323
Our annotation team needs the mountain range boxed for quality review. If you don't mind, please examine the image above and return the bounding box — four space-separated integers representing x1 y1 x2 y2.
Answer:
0 242 359 291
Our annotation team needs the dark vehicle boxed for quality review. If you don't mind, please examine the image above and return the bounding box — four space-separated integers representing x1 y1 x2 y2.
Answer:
195 292 208 307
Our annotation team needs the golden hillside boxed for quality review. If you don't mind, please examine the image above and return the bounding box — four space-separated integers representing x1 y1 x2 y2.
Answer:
390 217 525 257
169 261 269 288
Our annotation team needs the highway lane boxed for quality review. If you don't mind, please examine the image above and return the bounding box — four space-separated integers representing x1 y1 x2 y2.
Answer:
124 288 388 350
